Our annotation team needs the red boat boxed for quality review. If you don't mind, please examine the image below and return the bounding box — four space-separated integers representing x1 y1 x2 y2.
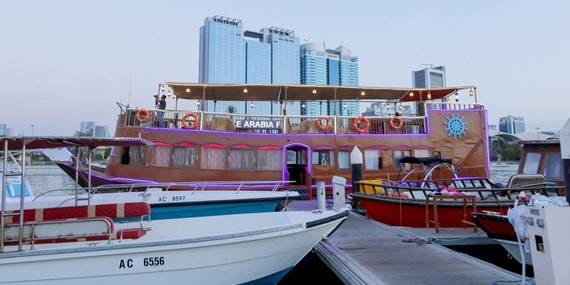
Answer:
351 139 566 229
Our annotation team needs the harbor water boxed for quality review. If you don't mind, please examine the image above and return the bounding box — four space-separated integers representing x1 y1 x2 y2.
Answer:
22 163 521 284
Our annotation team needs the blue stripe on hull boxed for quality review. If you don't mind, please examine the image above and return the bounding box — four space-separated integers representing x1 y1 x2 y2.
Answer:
238 267 292 285
149 200 282 220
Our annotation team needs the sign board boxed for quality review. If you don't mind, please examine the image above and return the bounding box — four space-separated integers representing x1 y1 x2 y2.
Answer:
235 119 282 130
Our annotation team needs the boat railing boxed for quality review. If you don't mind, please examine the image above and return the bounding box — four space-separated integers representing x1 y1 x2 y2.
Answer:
31 180 296 207
123 107 434 135
355 178 565 202
426 102 484 110
2 217 114 250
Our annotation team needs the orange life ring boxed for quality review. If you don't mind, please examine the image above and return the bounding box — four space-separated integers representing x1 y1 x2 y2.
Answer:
390 116 403 130
136 109 150 123
181 113 199 129
317 116 330 130
353 116 370 133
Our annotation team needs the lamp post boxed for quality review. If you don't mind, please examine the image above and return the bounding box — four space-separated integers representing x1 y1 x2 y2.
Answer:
30 124 35 136
536 127 540 140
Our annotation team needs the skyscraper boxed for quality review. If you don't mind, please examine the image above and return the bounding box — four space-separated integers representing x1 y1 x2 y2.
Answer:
199 16 300 115
499 115 526 134
300 43 359 116
411 65 447 115
412 65 446 89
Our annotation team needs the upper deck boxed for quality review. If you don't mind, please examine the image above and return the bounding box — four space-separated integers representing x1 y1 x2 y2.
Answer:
121 102 484 135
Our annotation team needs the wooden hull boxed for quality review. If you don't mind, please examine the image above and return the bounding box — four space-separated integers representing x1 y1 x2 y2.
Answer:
68 105 491 192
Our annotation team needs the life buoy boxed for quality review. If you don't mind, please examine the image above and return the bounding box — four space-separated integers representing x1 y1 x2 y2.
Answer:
136 109 150 123
390 116 403 130
353 116 370 133
181 113 199 129
317 116 330 130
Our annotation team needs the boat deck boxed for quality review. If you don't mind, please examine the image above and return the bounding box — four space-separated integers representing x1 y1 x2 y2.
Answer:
288 200 524 285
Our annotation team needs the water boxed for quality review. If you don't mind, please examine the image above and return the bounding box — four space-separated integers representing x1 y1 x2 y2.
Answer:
490 161 519 185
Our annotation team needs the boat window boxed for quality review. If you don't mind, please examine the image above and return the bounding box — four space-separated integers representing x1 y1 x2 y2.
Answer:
286 149 307 165
229 148 255 170
414 149 430 158
172 146 199 168
338 150 351 169
365 149 382 170
201 147 226 169
522 152 541 174
151 146 171 167
128 146 144 165
393 149 412 170
258 149 282 170
544 152 562 180
312 150 334 166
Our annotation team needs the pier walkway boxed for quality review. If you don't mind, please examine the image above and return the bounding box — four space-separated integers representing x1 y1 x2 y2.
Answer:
289 200 524 285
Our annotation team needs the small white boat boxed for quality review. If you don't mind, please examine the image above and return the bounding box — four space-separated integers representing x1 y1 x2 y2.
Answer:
2 137 299 220
16 183 300 220
0 203 349 284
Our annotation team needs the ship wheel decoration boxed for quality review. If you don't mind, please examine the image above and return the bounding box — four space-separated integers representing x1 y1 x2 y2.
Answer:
444 113 468 139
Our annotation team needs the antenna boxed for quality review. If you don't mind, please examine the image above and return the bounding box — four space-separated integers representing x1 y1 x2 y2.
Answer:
422 63 435 68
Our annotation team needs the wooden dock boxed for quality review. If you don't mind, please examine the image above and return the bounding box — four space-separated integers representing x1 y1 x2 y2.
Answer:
289 200 524 285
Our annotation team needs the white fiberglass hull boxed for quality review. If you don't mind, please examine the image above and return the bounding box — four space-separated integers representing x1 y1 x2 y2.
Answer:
0 208 348 284
496 239 533 266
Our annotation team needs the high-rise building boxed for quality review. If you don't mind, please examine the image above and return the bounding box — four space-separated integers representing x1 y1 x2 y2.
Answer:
0 124 12 136
499 115 525 134
300 43 359 116
199 16 300 115
412 66 446 89
80 121 96 136
199 16 359 117
411 65 447 115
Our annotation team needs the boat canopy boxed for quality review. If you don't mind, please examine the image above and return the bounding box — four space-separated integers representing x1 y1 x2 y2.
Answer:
161 83 473 103
398 156 453 165
1 136 154 151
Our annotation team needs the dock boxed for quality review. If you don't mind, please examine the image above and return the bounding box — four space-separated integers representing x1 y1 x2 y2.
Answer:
289 200 524 285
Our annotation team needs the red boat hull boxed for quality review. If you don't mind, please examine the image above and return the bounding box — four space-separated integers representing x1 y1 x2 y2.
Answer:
357 196 511 228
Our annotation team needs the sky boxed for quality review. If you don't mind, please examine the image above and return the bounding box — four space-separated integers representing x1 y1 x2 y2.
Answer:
1 0 569 136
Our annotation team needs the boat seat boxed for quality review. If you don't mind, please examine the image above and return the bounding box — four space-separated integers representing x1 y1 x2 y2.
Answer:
506 174 545 188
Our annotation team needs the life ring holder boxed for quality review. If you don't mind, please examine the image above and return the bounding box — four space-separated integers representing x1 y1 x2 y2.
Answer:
390 116 403 130
353 116 370 133
317 116 331 130
181 113 199 129
136 109 150 123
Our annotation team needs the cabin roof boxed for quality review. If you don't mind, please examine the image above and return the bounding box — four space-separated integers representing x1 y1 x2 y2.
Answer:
399 156 453 165
0 136 154 150
161 83 474 102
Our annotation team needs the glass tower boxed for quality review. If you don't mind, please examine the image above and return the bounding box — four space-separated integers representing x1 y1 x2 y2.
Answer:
199 16 300 115
300 43 359 116
499 115 526 134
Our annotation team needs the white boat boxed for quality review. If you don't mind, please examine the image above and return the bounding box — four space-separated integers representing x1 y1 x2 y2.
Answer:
1 137 349 284
0 203 349 284
2 137 300 220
